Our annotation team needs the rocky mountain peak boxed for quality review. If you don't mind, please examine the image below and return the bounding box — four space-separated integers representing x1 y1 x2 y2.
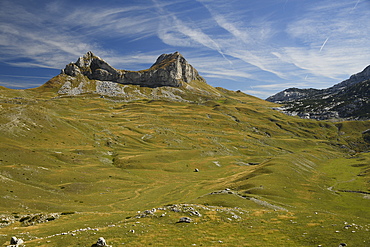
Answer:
76 51 95 67
151 51 181 68
61 51 204 88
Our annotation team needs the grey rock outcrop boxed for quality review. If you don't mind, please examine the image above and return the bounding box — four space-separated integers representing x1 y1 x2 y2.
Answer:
61 51 205 88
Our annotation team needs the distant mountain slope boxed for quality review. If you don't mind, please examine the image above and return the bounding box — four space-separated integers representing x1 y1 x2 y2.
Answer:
267 65 370 120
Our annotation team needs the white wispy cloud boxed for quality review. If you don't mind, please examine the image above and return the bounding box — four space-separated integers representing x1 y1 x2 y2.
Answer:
1 0 370 98
198 0 370 82
190 59 254 80
0 0 160 69
242 89 270 99
0 80 43 89
66 6 159 38
153 1 233 65
193 0 306 82
0 6 95 68
282 0 370 79
252 82 311 90
154 0 370 93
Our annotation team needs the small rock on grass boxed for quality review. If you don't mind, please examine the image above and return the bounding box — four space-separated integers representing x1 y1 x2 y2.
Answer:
178 217 192 223
91 237 112 247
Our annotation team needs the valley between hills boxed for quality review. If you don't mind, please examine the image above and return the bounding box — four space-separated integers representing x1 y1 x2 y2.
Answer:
0 52 369 246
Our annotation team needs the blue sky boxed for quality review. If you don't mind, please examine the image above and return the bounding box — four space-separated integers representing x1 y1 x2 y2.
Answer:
0 0 369 99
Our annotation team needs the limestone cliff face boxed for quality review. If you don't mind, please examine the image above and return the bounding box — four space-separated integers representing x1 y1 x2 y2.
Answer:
61 51 205 88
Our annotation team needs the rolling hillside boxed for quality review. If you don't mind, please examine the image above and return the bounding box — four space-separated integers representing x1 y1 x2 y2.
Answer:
0 53 369 246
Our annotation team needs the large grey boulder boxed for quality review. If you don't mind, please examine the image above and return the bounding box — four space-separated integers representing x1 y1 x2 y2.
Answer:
8 236 24 246
96 237 106 246
91 237 111 247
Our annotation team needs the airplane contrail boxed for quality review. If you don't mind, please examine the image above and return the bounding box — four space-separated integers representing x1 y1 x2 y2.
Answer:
319 37 329 52
353 0 361 9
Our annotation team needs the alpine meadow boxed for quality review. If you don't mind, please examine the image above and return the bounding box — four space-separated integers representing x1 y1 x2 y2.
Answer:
0 52 369 247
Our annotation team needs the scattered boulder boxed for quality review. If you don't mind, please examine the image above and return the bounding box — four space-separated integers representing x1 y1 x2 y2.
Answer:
0 215 16 227
91 237 111 247
136 208 157 218
194 168 199 172
190 210 202 217
178 217 192 223
10 237 18 245
143 208 156 215
8 236 24 246
169 205 182 212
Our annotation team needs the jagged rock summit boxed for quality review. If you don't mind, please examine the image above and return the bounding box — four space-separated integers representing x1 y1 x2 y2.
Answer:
44 51 221 101
61 51 204 88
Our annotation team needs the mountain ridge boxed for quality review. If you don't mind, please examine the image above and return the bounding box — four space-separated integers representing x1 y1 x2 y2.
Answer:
267 65 370 120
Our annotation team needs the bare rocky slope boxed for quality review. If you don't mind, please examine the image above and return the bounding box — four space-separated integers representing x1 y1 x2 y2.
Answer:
267 65 370 120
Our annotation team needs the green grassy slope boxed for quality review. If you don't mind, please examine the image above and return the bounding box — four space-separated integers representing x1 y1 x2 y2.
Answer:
0 86 369 246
